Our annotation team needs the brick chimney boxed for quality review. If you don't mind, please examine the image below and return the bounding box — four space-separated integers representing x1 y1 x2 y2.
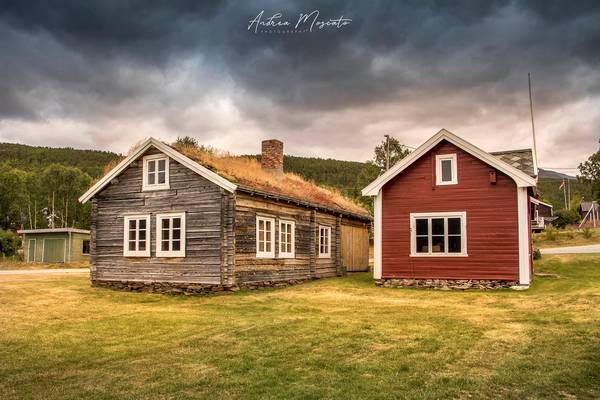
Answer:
261 139 284 175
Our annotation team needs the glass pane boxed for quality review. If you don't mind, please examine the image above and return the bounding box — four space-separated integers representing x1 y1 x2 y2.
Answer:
416 237 429 253
129 220 136 230
139 230 146 241
259 220 264 231
162 219 170 229
266 242 271 252
431 236 445 253
129 230 136 240
173 218 181 228
287 243 291 253
157 172 165 184
259 230 264 242
415 218 428 235
172 240 180 251
441 159 453 182
148 160 155 172
448 236 461 253
162 229 169 241
161 240 169 251
148 172 155 185
172 229 180 240
129 241 136 251
157 159 165 172
432 218 444 235
139 219 146 229
139 242 146 251
259 240 264 252
448 218 461 235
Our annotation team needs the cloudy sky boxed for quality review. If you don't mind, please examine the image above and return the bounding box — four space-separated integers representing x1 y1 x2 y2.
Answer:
1 1 599 172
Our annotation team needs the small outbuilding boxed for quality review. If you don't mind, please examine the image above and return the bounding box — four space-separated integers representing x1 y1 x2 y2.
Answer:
17 228 91 263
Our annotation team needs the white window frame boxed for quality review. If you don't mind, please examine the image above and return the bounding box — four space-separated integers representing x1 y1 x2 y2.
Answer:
278 219 296 258
256 216 275 258
156 212 186 258
318 225 332 258
27 239 36 262
123 214 151 257
436 153 458 185
410 211 467 257
142 154 170 191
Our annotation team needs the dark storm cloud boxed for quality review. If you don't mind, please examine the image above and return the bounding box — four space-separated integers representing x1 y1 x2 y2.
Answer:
0 0 598 166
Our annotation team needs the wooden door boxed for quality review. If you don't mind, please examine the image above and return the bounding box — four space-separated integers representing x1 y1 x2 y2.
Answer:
341 225 369 272
43 238 66 263
27 239 36 262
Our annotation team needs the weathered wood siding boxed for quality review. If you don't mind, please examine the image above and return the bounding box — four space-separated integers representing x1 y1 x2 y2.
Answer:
341 221 370 272
381 140 520 281
233 193 342 284
92 148 233 285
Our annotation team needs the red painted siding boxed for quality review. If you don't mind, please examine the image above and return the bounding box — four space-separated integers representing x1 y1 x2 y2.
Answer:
381 140 520 280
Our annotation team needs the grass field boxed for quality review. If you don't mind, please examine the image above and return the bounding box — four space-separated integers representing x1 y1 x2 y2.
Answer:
533 227 600 249
0 260 89 270
1 255 599 399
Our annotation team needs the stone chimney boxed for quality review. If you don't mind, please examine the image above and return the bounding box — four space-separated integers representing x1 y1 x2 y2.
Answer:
261 139 284 175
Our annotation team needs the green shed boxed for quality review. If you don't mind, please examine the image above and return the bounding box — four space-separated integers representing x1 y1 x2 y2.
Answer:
17 228 91 264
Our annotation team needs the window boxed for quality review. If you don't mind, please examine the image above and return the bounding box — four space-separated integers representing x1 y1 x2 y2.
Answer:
410 212 467 256
256 216 275 258
318 225 331 258
436 154 457 185
123 215 151 257
142 154 170 191
82 240 90 255
279 220 295 258
156 212 186 257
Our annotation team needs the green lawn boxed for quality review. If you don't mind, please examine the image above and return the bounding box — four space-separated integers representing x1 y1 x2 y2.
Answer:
1 256 599 399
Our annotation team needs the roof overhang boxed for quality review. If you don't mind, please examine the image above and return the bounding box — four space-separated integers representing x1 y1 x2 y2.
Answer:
530 197 553 208
17 228 91 235
78 138 237 204
362 129 537 196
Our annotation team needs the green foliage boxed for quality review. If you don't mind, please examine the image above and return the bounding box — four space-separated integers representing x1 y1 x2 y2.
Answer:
174 136 199 148
582 227 594 239
371 136 410 173
545 225 558 241
536 178 591 211
0 165 29 229
0 142 118 178
553 209 581 229
0 229 21 256
578 150 600 199
532 247 542 260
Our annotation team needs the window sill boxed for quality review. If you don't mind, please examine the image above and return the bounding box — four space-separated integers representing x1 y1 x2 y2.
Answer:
318 255 331 259
435 181 458 186
410 253 468 257
142 184 170 192
278 254 295 259
156 252 185 258
123 253 151 257
256 254 275 259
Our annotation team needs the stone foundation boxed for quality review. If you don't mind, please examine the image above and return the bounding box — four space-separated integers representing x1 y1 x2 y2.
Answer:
375 278 517 290
91 278 309 295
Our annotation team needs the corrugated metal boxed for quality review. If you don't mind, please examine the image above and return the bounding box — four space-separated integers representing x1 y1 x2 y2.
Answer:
381 140 520 280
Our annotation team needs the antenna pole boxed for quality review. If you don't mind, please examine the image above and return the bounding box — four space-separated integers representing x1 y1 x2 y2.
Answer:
528 73 539 171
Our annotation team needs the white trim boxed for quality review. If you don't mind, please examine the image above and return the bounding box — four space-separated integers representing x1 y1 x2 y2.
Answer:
41 239 45 262
156 212 186 258
373 191 382 279
517 188 531 285
278 219 295 258
256 215 275 258
529 197 553 209
142 154 170 191
123 214 151 257
362 129 536 196
27 239 36 262
409 212 467 257
435 153 458 185
79 138 237 203
318 225 332 258
17 228 90 234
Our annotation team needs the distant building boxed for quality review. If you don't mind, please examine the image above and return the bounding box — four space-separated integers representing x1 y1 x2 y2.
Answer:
530 198 554 232
17 228 91 263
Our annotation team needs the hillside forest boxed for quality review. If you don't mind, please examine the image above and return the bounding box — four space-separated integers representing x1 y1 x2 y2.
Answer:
0 138 598 233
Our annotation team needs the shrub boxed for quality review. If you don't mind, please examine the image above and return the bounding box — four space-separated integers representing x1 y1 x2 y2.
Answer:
545 226 558 241
0 229 21 257
564 230 575 239
553 209 581 229
582 227 594 239
532 248 542 260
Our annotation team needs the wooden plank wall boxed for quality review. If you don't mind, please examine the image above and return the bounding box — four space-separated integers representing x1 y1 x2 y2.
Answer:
234 193 341 284
341 223 369 272
92 147 233 285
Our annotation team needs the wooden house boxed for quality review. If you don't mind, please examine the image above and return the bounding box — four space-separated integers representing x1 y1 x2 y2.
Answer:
530 198 554 232
79 138 370 294
362 129 538 290
17 228 91 263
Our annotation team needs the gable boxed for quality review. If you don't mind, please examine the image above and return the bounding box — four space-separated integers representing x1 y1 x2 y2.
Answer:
362 129 537 196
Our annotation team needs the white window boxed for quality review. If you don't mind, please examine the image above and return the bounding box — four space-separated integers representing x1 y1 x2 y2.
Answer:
318 225 331 258
256 216 275 258
410 212 467 257
436 154 457 185
156 212 186 257
279 220 295 258
124 215 151 257
142 154 170 191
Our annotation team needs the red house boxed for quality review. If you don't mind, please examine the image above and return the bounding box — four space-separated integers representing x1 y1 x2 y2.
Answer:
362 129 537 289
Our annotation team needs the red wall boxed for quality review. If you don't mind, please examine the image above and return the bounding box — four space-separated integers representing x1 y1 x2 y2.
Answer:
381 140 520 280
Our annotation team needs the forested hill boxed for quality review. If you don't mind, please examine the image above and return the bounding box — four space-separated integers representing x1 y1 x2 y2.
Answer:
0 142 119 177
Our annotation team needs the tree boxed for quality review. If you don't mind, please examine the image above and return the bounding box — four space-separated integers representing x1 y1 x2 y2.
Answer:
0 165 29 229
578 150 600 199
371 136 411 173
175 136 199 148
